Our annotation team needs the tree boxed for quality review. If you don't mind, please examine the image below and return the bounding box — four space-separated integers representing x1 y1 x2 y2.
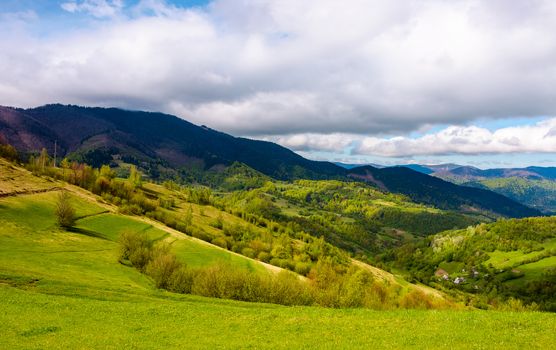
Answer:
99 164 115 179
128 165 142 188
55 190 75 228
0 143 17 161
38 148 50 172
60 158 70 178
184 205 193 227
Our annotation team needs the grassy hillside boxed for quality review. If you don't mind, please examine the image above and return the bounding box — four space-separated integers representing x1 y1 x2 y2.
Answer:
214 179 480 255
0 157 445 300
1 158 555 348
0 190 271 295
389 217 556 310
0 190 554 349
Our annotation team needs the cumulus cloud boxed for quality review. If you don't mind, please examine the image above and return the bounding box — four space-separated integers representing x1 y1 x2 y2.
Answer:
262 133 355 152
354 118 556 157
2 0 556 142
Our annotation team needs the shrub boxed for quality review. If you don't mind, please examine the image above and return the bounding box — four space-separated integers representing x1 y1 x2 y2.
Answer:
211 237 229 249
399 289 434 309
258 251 271 262
267 271 312 306
338 269 373 308
118 231 152 271
55 190 75 228
210 214 224 229
146 245 182 289
169 266 195 294
294 262 312 276
241 247 256 258
119 204 143 215
189 228 212 242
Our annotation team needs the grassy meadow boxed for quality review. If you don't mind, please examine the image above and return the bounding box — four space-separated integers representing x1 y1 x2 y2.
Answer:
2 285 555 350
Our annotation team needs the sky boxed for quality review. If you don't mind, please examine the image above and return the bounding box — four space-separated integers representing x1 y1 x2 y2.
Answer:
1 0 556 168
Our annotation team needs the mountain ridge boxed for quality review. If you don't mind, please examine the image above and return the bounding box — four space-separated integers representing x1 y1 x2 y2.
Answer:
0 104 541 219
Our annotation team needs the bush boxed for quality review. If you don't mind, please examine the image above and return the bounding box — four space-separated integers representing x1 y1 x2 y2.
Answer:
146 245 182 289
210 214 224 229
399 290 434 309
267 271 312 306
118 231 152 271
119 204 143 215
55 190 75 228
258 251 271 262
241 247 256 258
169 266 195 294
294 262 312 276
189 228 213 242
211 237 229 249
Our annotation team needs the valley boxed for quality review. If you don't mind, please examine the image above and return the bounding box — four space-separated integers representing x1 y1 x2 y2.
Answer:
1 156 555 349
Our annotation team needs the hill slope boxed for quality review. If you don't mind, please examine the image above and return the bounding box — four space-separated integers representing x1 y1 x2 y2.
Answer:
464 178 556 214
390 216 556 310
347 166 542 218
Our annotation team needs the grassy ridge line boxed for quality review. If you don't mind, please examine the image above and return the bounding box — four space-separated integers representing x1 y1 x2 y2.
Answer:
1 285 555 350
71 187 285 274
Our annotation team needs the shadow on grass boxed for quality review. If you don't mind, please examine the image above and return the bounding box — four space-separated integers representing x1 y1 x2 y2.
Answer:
67 227 112 241
74 210 110 221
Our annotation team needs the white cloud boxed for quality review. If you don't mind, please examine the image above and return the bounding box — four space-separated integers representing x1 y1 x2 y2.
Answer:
354 119 556 157
2 0 556 142
261 133 355 153
61 0 124 18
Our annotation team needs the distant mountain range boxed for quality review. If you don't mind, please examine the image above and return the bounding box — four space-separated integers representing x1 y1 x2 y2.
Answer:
397 164 556 181
397 164 556 214
338 162 556 181
0 104 542 218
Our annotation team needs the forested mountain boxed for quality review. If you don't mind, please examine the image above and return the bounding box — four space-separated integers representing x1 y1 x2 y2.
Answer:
464 178 556 214
0 104 541 219
0 104 343 180
347 166 541 218
429 165 556 182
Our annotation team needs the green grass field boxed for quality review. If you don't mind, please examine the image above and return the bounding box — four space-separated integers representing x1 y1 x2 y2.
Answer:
1 285 555 349
485 240 556 270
